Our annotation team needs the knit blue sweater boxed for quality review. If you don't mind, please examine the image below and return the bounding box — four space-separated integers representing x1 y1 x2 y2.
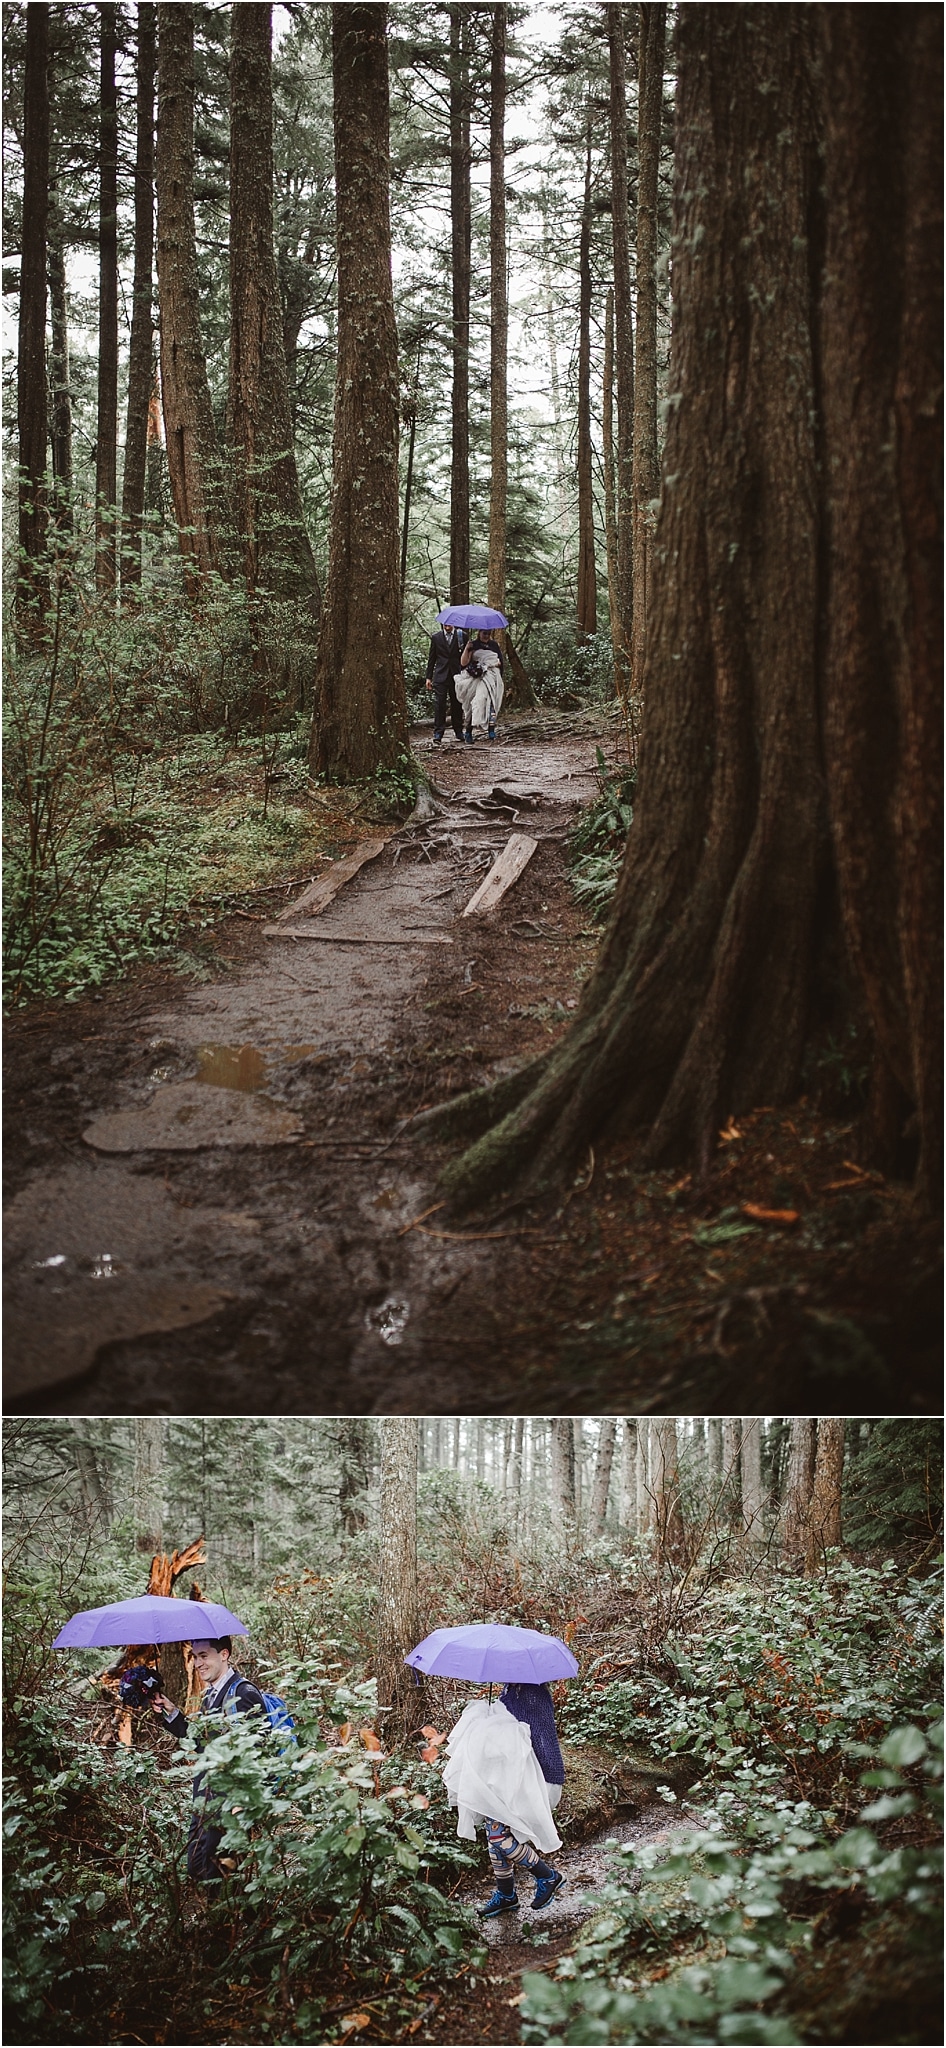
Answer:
499 1682 565 1786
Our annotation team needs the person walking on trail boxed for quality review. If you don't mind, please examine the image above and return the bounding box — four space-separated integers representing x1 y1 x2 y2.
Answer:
456 629 505 744
440 1679 567 1918
425 620 466 744
152 1635 267 1882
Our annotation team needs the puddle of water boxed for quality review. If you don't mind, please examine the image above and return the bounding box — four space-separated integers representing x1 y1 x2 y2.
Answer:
196 1044 267 1092
365 1296 410 1345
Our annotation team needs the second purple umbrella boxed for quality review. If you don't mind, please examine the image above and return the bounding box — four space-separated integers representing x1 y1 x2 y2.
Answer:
52 1594 248 1649
404 1623 578 1685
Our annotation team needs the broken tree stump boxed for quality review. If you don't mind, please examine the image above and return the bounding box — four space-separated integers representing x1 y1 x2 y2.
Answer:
462 833 539 915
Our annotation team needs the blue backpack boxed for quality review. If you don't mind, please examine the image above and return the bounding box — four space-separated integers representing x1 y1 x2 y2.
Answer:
221 1673 296 1746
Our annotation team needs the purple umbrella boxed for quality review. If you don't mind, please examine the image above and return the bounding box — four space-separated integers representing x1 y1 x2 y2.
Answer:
52 1594 248 1650
404 1623 578 1684
437 604 509 631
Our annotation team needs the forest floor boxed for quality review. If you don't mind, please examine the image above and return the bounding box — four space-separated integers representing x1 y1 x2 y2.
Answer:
4 713 940 1415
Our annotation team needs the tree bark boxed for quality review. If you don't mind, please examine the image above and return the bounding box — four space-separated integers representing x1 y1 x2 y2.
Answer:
308 6 408 782
781 1416 816 1563
576 112 598 638
95 3 119 593
134 1418 165 1555
226 4 320 609
377 1418 424 1741
620 1417 637 1535
47 164 73 530
819 6 942 1205
121 1 156 591
434 5 825 1207
338 1418 371 1535
17 1 50 616
603 287 625 704
487 4 507 614
631 3 666 694
721 1417 741 1521
606 2 633 689
739 1417 765 1537
590 1418 616 1536
156 2 222 591
652 1418 683 1559
636 1415 652 1532
449 3 471 604
805 1417 845 1569
549 1417 576 1541
70 1423 110 1530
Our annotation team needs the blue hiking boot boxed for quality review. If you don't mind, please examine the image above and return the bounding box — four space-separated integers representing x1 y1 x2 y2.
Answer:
532 1870 565 1909
478 1886 519 1918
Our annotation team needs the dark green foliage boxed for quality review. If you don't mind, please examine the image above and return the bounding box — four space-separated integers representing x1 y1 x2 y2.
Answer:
568 743 636 919
843 1421 944 1554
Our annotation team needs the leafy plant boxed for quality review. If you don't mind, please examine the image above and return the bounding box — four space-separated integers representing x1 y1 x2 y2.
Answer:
569 747 636 920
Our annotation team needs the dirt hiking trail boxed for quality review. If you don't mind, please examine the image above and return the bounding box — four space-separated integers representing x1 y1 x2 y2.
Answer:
4 718 940 1416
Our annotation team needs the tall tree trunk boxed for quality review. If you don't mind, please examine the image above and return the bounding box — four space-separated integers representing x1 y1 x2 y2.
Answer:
121 1 156 591
17 1 50 617
819 6 942 1205
739 1417 765 1537
722 1417 741 1521
590 1418 617 1536
338 1418 371 1535
549 1417 576 1541
134 1418 165 1555
576 112 597 639
400 334 422 605
781 1416 816 1563
603 288 624 704
631 3 666 694
805 1418 846 1569
226 4 320 609
606 2 633 689
449 3 471 603
652 1418 683 1559
540 179 568 538
434 5 827 1208
487 4 507 612
70 1423 110 1530
620 1417 637 1536
636 1415 652 1532
156 3 222 591
706 1416 723 1487
377 1419 424 1741
95 4 119 593
309 6 408 782
508 1415 524 1534
47 165 73 530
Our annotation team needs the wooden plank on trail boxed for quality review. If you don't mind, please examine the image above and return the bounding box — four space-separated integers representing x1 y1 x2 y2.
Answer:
462 832 539 916
268 837 388 929
262 928 453 944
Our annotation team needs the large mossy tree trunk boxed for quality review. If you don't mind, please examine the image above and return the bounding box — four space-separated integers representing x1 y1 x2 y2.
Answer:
308 4 408 782
226 4 321 612
630 2 666 694
438 4 823 1203
606 2 633 691
95 4 119 593
156 3 223 592
434 4 940 1214
376 1418 424 1744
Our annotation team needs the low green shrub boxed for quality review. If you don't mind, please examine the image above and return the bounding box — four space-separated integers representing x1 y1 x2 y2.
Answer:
568 746 636 921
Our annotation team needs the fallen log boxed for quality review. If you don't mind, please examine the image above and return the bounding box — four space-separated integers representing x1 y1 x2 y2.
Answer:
463 833 539 915
268 837 388 928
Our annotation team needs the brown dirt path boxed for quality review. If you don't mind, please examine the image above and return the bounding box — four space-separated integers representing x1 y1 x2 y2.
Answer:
4 718 940 1415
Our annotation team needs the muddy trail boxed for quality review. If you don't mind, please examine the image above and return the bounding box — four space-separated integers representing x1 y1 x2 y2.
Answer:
4 717 940 1416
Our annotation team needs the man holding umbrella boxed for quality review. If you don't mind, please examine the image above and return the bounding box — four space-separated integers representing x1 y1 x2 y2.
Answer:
152 1636 268 1882
406 1622 573 1918
424 618 466 744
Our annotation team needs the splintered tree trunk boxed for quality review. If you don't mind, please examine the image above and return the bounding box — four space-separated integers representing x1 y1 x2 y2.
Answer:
487 4 507 614
308 5 408 782
95 4 119 592
17 1 50 615
449 3 471 604
805 1418 846 1570
436 6 826 1207
156 3 222 590
607 3 633 689
121 2 155 590
781 1416 816 1563
819 7 942 1204
589 1419 616 1537
226 5 320 608
631 3 666 693
377 1419 424 1742
576 116 597 639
